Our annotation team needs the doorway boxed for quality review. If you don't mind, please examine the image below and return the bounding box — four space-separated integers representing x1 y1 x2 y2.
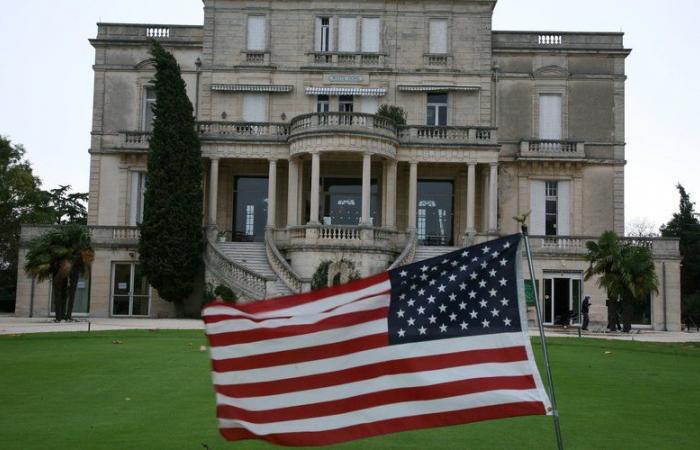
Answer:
543 274 582 326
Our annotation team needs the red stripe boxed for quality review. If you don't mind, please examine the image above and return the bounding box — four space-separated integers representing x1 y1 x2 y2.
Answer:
219 401 547 446
207 306 389 347
204 272 390 316
215 346 529 397
212 333 388 372
217 375 536 423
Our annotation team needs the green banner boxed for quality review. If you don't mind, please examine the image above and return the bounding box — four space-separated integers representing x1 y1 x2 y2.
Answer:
524 280 537 306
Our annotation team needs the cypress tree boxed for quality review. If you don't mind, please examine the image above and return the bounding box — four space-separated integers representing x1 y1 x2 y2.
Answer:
139 41 203 311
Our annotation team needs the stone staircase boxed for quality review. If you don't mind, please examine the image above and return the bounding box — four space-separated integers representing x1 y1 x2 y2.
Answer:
413 245 460 263
211 241 292 298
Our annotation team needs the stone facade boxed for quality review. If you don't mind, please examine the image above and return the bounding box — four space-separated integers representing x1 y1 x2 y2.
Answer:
14 0 682 330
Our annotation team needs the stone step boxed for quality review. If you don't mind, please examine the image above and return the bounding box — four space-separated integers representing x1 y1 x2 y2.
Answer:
214 242 292 296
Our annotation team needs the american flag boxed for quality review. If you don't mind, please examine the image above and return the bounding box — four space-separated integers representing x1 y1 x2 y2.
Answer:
202 234 552 446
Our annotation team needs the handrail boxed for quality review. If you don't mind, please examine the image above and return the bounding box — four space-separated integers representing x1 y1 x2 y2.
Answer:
289 112 398 137
264 228 310 293
205 232 271 299
388 230 417 270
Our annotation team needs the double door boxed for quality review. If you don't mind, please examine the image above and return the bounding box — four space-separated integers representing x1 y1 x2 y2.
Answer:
543 274 582 326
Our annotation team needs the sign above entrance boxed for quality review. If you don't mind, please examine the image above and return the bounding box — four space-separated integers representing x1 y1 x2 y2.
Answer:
324 74 368 85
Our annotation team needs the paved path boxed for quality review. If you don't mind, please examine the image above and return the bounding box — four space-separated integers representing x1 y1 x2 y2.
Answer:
2 317 700 343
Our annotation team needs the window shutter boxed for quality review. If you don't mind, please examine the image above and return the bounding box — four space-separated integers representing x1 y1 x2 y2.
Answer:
359 96 378 114
429 19 447 54
243 94 267 122
314 18 322 51
129 172 145 226
361 18 380 52
539 94 562 140
247 16 266 51
338 18 357 52
530 180 546 235
557 180 571 235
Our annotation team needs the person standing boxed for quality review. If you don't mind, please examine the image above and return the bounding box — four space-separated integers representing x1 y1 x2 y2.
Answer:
581 295 591 331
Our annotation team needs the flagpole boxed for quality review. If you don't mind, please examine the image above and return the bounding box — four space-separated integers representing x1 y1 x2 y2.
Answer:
521 224 564 450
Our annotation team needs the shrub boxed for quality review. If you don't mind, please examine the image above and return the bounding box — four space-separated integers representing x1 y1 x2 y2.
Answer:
376 104 407 125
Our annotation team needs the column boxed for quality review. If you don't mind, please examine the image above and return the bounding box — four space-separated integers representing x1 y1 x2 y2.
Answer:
309 152 320 224
465 162 476 234
488 162 498 233
286 158 299 226
407 161 418 230
385 160 397 229
361 153 372 225
267 159 277 228
208 158 219 225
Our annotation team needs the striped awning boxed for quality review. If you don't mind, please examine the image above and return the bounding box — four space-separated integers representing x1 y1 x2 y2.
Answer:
304 87 386 97
211 84 294 93
398 85 481 92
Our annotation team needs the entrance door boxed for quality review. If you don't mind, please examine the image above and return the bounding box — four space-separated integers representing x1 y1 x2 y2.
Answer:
112 263 150 316
417 180 454 246
543 274 582 326
233 176 268 242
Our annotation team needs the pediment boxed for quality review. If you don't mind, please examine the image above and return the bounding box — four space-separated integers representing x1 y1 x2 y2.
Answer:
135 58 156 70
533 65 569 78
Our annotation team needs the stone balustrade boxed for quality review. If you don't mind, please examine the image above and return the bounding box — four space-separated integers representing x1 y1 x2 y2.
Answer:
529 236 680 258
205 235 271 299
95 23 203 43
289 112 398 142
519 140 586 159
492 31 625 50
399 126 497 146
264 229 310 293
275 225 405 250
20 225 142 246
197 121 289 142
307 52 386 67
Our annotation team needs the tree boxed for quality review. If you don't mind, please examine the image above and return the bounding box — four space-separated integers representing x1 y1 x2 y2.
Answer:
47 185 88 225
585 231 659 332
376 104 407 125
625 218 659 238
660 185 700 306
24 224 94 321
138 41 203 313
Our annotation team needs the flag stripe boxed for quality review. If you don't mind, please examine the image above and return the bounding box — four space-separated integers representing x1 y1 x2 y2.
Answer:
217 375 536 423
207 306 389 347
218 401 546 446
216 361 534 410
214 346 529 399
212 333 388 372
212 332 526 385
217 389 545 434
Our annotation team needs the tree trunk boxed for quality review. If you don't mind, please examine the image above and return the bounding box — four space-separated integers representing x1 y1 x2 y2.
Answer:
621 296 634 333
53 278 67 321
606 298 618 331
65 270 80 321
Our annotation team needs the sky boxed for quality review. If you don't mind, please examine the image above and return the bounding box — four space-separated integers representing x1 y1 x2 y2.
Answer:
1 0 698 232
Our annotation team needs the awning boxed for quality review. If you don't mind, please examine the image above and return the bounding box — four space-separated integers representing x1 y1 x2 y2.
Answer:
397 85 481 92
211 84 294 93
304 87 386 96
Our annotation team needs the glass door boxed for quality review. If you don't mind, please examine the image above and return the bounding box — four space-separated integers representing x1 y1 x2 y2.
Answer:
112 263 150 316
543 274 582 326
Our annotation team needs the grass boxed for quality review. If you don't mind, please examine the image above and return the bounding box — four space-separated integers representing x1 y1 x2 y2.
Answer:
1 331 699 450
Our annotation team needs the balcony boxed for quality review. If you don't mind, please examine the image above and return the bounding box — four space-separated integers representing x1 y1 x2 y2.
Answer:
274 225 405 251
518 140 586 160
492 31 627 52
398 126 497 146
197 121 289 143
306 52 386 68
528 236 680 259
289 112 398 142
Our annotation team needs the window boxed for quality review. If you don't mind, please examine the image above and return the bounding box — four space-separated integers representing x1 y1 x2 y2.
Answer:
358 96 378 114
242 93 267 122
142 87 156 131
233 177 268 241
417 180 454 246
316 95 330 113
316 17 332 52
51 274 90 315
339 95 354 112
247 16 266 51
361 18 380 53
429 19 448 54
539 94 562 140
112 263 150 316
338 17 357 52
545 181 558 236
129 171 147 226
426 92 448 126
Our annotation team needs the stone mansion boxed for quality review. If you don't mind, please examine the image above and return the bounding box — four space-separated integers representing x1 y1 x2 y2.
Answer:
15 0 681 330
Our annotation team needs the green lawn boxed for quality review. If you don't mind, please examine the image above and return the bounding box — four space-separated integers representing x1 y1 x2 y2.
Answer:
1 331 699 450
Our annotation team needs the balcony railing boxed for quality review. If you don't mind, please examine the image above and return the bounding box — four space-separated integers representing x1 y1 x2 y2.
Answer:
307 52 386 67
519 140 585 159
289 112 398 141
95 23 203 43
398 126 497 145
529 236 680 258
275 225 404 248
492 31 626 50
20 225 141 246
197 121 289 142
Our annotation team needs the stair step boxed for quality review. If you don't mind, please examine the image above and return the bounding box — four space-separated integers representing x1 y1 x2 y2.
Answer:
213 241 292 296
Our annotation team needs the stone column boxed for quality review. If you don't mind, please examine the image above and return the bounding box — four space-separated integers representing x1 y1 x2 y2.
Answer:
488 162 498 233
309 152 320 224
466 162 476 234
407 161 418 230
208 157 219 225
267 159 277 228
385 160 397 229
286 158 299 226
361 153 372 225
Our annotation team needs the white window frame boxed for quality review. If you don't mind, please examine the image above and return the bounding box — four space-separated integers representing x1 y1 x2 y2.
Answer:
316 17 333 52
534 85 568 139
246 15 267 51
142 86 157 131
316 95 330 113
129 171 147 226
426 92 448 126
361 17 381 53
545 181 558 236
110 262 151 317
538 94 563 140
338 17 357 53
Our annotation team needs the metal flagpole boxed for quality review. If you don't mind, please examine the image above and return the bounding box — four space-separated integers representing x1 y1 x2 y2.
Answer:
521 223 565 450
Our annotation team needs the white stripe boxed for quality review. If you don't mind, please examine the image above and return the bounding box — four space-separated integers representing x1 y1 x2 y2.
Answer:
205 294 390 335
213 332 525 385
210 319 387 361
218 388 544 434
203 279 391 319
216 360 534 410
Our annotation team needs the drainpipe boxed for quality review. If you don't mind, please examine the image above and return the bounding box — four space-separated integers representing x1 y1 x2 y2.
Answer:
194 57 202 120
29 277 35 318
662 262 667 331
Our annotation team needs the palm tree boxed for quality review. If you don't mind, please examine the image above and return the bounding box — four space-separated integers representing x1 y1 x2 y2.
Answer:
585 231 658 332
24 224 94 321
